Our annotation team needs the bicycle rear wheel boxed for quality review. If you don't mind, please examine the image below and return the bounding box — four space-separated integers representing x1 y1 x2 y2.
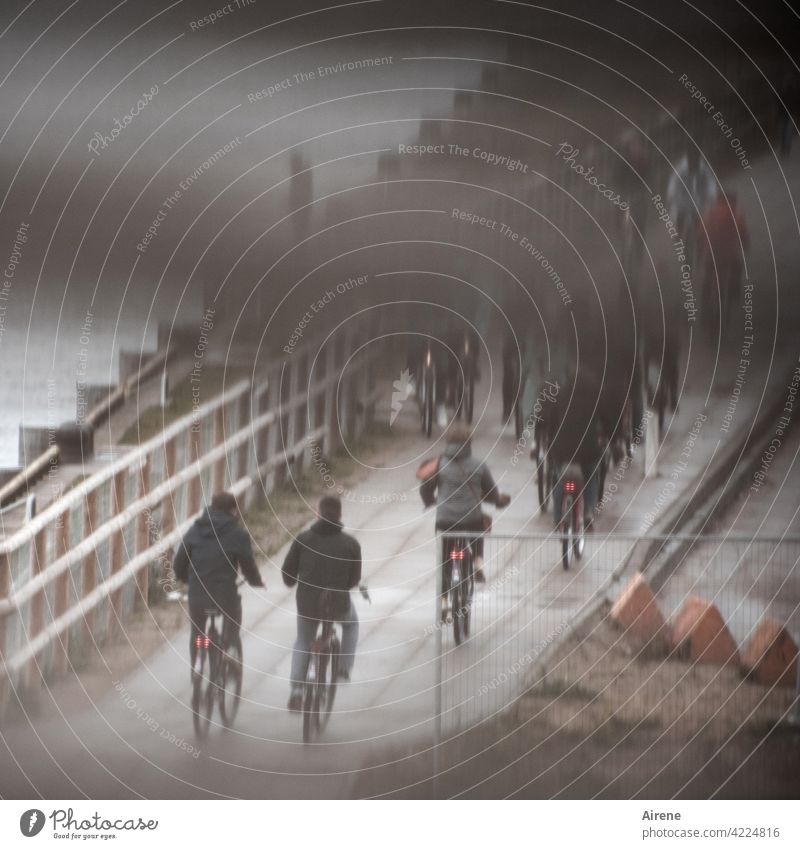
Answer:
451 568 465 646
461 558 473 639
561 498 574 570
574 508 585 560
422 365 435 437
319 638 340 732
537 444 550 511
302 677 318 744
219 638 243 728
462 359 475 424
192 654 215 739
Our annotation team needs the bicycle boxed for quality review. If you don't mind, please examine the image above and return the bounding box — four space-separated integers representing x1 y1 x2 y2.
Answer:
169 581 244 739
454 330 477 425
441 535 475 646
417 342 437 438
556 464 585 569
301 584 370 743
533 418 552 512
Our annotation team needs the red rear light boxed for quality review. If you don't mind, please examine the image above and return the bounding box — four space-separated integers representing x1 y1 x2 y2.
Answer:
450 548 464 560
203 636 210 648
565 480 576 493
194 636 202 648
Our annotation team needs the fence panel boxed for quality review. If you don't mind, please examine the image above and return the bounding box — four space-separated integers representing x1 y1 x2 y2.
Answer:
433 533 800 798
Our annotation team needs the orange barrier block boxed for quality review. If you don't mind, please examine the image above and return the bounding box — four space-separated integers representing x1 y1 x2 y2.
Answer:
741 619 799 688
610 573 666 644
671 596 739 666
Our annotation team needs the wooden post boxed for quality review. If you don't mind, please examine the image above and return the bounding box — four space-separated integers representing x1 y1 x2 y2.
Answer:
0 551 9 662
134 457 152 606
162 437 177 535
323 342 338 458
80 489 98 655
134 458 151 608
0 551 9 715
212 406 225 492
52 511 71 678
108 470 127 634
264 367 281 492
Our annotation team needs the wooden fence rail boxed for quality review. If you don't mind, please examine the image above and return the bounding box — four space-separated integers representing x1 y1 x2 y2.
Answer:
0 322 379 710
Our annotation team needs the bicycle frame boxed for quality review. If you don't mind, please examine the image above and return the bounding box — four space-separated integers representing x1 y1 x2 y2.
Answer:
307 620 339 683
302 602 343 743
442 535 475 645
561 479 584 533
558 472 586 568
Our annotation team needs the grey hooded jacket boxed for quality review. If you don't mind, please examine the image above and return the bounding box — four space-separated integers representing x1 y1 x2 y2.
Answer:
421 441 500 531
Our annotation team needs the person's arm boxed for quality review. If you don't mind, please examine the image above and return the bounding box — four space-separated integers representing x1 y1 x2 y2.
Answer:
479 463 500 504
347 539 362 591
172 535 191 584
236 529 264 587
282 537 301 588
738 212 750 253
419 465 439 507
479 463 511 508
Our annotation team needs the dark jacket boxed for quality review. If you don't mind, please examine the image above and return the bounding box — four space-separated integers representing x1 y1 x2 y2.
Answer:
420 441 500 531
173 509 262 606
548 369 607 472
282 518 362 620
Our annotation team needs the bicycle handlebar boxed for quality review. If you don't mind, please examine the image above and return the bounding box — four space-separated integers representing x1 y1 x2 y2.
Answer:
166 575 262 604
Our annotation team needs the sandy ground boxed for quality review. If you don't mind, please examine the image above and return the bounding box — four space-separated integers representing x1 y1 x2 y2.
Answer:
355 610 800 799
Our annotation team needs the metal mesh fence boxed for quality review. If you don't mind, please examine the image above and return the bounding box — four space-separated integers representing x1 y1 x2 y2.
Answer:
433 532 800 798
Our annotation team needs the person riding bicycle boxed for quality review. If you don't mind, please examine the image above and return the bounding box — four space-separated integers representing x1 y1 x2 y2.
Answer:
419 422 510 609
283 495 362 713
172 491 264 675
547 365 607 531
666 147 717 261
696 191 749 329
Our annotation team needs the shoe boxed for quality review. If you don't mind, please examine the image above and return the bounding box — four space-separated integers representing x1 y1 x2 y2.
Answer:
287 692 302 713
474 569 486 584
336 670 350 683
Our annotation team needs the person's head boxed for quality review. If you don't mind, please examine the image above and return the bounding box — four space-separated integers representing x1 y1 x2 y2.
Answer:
210 491 238 517
445 421 472 447
318 495 342 523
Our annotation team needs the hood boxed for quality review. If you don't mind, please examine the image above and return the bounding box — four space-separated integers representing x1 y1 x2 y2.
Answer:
196 508 236 537
311 517 344 536
444 440 472 460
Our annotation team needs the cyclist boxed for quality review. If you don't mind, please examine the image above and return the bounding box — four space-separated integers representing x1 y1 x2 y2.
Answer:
172 491 264 676
419 422 510 614
547 365 606 531
666 147 717 263
283 495 362 712
696 191 749 330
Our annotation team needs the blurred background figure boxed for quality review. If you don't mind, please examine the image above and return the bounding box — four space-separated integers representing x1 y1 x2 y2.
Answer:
666 147 718 265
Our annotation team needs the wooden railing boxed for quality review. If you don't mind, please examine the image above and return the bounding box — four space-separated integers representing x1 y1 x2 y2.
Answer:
0 323 379 709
